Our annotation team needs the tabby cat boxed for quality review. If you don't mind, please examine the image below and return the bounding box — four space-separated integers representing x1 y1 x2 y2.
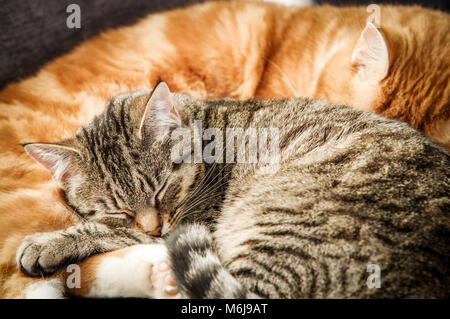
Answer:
1 1 449 297
19 82 449 298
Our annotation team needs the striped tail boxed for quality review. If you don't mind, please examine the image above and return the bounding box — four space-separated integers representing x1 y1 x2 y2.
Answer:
166 223 256 299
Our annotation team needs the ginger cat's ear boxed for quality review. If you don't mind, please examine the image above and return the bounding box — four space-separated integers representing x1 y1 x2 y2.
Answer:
23 143 81 185
352 22 389 82
139 81 181 142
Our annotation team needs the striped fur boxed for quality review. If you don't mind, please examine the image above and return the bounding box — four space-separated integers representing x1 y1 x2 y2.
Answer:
18 87 450 298
167 223 256 299
17 221 159 278
1 2 449 297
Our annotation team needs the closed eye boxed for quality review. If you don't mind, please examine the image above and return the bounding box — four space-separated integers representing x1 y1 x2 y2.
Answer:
87 210 96 217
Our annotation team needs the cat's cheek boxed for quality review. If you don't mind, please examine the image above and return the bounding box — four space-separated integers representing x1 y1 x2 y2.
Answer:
85 244 180 299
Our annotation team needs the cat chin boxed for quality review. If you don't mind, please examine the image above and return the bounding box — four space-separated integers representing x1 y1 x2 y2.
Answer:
25 278 65 299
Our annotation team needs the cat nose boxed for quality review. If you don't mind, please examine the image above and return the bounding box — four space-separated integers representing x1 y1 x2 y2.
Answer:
147 226 161 237
136 207 161 236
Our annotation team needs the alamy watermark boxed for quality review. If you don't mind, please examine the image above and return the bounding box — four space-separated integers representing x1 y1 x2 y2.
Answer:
63 262 381 291
366 264 381 289
66 4 81 29
170 121 281 170
66 264 81 289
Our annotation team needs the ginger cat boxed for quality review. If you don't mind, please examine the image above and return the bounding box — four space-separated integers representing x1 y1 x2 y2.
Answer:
0 1 448 298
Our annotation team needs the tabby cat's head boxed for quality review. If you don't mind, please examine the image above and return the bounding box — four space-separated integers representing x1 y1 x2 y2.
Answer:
24 82 198 236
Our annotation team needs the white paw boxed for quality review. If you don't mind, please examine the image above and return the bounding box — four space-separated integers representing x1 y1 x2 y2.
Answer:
25 279 65 299
87 244 181 299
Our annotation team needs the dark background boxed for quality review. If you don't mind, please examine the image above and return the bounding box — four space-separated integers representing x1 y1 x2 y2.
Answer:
0 0 448 90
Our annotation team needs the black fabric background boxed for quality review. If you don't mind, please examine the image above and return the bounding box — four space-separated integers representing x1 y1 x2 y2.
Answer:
0 0 447 90
0 0 204 89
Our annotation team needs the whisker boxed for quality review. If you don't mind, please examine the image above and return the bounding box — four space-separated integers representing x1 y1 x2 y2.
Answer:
176 193 225 224
178 193 225 223
175 162 217 211
170 163 234 227
173 170 233 225
172 180 227 226
180 170 230 213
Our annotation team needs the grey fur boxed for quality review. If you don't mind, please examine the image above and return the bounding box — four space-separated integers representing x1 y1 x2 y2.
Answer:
17 221 158 277
21 86 450 298
166 223 257 298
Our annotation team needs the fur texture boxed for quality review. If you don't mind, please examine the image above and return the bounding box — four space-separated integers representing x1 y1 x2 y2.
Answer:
167 223 256 298
0 1 449 297
17 84 450 298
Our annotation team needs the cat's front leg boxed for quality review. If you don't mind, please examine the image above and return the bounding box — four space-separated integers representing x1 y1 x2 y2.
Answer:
20 245 180 299
17 222 156 277
65 244 181 299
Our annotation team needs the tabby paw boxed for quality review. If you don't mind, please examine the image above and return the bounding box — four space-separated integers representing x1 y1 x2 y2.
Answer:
16 233 70 277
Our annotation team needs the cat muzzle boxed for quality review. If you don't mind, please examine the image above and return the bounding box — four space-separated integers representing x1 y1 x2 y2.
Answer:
136 208 161 236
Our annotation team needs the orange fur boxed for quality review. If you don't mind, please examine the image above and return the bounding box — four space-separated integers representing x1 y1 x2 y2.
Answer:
62 246 137 297
0 1 448 297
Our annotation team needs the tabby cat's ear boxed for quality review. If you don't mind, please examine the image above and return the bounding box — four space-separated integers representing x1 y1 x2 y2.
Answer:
139 82 181 142
351 22 389 82
23 143 81 185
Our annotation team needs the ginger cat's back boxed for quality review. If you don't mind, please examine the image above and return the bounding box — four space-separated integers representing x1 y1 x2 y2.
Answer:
0 1 448 297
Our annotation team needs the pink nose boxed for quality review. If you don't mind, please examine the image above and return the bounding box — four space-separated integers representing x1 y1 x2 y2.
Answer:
147 226 161 237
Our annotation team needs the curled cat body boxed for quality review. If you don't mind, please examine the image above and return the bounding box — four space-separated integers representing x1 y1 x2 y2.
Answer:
0 1 449 297
20 83 450 298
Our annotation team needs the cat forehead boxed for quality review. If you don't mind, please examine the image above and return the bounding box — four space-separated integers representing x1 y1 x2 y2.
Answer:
73 90 152 135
